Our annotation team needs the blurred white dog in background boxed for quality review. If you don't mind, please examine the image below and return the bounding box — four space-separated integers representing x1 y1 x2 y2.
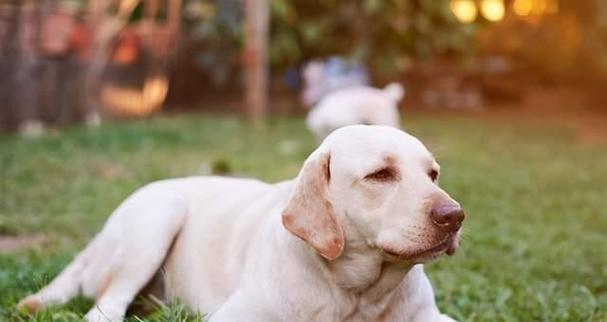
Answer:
301 59 405 140
306 82 404 139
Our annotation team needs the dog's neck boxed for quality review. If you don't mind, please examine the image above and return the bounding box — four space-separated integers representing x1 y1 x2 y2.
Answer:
279 215 411 297
324 219 413 301
328 245 411 292
313 235 413 322
278 215 415 321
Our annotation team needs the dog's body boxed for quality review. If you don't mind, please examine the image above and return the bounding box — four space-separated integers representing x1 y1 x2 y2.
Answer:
306 84 404 139
19 126 463 322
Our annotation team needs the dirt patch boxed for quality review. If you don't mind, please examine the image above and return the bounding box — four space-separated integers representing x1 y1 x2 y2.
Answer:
0 234 48 253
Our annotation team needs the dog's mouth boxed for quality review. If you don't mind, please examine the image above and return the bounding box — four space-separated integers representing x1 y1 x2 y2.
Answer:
381 232 460 263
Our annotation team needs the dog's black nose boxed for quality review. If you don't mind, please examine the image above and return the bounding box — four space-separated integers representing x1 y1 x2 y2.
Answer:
430 202 465 231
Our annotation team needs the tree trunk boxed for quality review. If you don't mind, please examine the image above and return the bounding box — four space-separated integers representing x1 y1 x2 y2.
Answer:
243 0 269 124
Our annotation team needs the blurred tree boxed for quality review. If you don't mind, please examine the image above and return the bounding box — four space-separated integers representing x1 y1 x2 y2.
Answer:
184 0 475 83
85 0 181 120
0 0 183 132
268 0 475 76
0 0 45 133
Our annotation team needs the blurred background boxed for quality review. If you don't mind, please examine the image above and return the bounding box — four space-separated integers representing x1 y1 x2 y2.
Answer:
1 1 607 321
1 0 607 131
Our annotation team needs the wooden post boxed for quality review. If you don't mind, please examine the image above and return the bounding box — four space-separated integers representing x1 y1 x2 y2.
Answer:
243 0 269 124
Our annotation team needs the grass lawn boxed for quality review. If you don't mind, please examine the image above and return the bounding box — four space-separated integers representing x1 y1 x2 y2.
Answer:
1 113 606 321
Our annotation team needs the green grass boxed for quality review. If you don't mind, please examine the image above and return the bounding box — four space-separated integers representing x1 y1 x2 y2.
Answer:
1 113 606 321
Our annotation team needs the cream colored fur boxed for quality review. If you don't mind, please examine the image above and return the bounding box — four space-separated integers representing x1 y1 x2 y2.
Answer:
306 83 404 139
18 125 462 322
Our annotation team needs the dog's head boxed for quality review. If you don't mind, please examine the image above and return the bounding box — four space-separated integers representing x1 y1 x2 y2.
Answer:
282 125 464 263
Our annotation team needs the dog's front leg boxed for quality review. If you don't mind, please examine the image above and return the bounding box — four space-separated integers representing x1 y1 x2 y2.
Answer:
401 266 460 322
208 290 274 322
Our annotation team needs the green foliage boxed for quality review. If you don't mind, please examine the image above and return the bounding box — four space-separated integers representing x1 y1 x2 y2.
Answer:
183 0 243 86
269 0 475 73
1 114 606 321
186 0 475 77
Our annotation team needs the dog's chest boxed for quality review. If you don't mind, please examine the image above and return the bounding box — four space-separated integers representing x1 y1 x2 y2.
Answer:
312 273 406 322
316 257 408 322
311 290 401 322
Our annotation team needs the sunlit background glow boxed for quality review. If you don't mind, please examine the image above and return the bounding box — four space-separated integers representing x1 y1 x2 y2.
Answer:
513 0 533 16
101 76 169 117
451 0 478 24
480 0 505 22
451 0 560 23
513 0 559 16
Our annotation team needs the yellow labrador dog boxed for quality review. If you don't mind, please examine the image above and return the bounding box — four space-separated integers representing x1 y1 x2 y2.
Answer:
18 125 464 322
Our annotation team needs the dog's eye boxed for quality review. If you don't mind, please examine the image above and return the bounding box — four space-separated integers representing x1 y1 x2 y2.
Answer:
429 169 439 182
365 168 397 182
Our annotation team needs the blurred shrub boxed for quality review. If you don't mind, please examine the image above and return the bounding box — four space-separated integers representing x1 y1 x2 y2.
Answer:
269 0 475 74
182 0 243 86
184 0 475 82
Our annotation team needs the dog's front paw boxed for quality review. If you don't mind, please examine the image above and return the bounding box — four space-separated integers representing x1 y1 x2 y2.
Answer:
16 294 43 314
85 306 124 322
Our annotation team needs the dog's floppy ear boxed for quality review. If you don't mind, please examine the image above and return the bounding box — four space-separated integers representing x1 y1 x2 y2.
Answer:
282 152 345 261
